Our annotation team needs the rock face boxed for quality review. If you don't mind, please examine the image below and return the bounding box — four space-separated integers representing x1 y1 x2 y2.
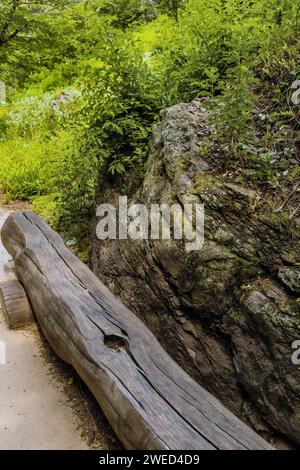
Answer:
91 102 300 447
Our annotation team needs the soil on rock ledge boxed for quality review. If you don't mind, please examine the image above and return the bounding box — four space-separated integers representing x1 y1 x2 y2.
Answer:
90 102 300 448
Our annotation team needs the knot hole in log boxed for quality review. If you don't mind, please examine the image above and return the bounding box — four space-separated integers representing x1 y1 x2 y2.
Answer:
104 335 127 352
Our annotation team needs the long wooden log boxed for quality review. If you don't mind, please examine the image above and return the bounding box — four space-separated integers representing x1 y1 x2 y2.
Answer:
1 211 273 450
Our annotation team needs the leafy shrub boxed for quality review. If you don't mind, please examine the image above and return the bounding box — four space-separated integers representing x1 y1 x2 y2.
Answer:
158 0 187 21
212 64 257 147
0 87 97 236
97 0 149 30
82 35 161 176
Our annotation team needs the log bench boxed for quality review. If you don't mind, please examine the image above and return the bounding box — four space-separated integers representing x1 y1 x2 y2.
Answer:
1 211 273 450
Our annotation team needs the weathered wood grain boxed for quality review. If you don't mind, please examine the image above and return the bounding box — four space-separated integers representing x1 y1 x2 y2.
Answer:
1 211 273 450
0 279 34 329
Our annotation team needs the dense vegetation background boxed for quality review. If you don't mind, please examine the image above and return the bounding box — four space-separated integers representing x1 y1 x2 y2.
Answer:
0 0 299 238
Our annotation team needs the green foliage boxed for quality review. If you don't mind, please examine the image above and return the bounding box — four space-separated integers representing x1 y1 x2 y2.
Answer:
0 0 68 47
82 36 161 175
213 65 257 147
0 0 74 85
77 249 90 264
0 1 109 90
1 0 300 237
158 0 187 21
0 136 44 199
0 88 98 236
97 0 151 30
32 195 61 229
50 128 99 236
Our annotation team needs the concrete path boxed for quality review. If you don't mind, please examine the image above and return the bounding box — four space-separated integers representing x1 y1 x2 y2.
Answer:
0 208 89 450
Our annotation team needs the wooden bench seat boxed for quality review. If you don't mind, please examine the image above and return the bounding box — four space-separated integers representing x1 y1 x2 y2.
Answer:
1 211 273 450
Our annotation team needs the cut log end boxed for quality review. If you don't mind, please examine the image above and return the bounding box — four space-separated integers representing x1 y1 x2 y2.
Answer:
0 280 34 329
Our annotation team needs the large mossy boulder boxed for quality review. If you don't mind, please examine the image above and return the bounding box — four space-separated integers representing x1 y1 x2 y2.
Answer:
91 102 300 447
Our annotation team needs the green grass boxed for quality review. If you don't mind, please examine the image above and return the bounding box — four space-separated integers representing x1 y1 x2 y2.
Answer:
0 136 44 200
